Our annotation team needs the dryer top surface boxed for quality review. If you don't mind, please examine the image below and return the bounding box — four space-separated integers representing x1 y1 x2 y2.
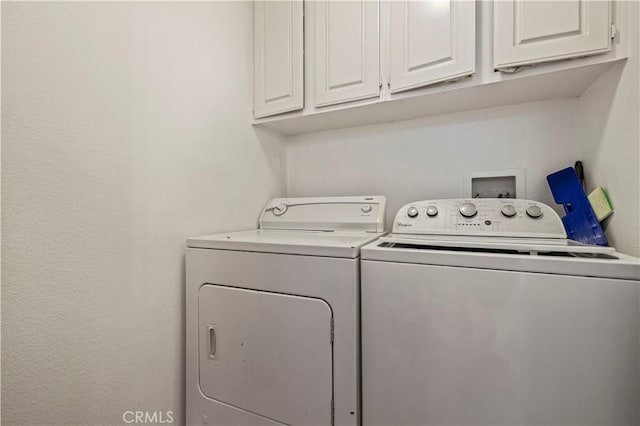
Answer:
187 229 386 258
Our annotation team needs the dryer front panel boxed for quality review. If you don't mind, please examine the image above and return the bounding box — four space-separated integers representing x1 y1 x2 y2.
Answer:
198 284 333 425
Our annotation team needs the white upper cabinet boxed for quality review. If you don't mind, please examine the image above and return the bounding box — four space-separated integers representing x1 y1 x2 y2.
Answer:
494 0 612 69
252 0 625 135
254 0 303 118
389 0 475 93
313 0 380 107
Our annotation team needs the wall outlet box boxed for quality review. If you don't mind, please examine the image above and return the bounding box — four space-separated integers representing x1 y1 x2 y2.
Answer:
464 169 525 199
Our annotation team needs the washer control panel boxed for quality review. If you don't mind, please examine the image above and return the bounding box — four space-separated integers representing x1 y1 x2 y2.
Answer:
393 199 566 238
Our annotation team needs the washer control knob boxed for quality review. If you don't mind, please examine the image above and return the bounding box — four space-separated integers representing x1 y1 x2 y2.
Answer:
459 202 477 218
407 206 419 218
501 204 517 218
361 205 372 213
526 205 543 219
426 205 438 217
272 203 288 216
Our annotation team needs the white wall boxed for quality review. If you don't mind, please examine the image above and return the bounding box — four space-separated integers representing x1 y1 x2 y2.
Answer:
579 1 640 256
1 2 285 425
287 99 581 228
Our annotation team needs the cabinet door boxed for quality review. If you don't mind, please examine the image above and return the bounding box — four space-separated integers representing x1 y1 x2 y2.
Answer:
314 0 380 107
254 0 303 118
389 0 475 93
494 0 611 69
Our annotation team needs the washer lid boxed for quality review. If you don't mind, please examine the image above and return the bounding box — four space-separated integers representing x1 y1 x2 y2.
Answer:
377 234 617 255
361 235 640 281
187 229 386 258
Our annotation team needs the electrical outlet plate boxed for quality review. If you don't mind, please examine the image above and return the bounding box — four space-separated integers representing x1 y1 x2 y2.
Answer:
464 169 525 199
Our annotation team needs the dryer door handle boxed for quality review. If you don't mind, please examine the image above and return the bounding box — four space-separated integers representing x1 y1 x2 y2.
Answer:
208 326 218 361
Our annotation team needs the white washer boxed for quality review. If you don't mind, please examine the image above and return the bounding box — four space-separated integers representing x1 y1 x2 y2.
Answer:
361 198 640 426
186 196 386 426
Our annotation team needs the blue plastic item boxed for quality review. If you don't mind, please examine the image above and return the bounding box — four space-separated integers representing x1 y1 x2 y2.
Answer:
546 167 608 246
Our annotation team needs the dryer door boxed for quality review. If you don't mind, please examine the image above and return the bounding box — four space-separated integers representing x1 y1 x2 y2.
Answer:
198 284 333 425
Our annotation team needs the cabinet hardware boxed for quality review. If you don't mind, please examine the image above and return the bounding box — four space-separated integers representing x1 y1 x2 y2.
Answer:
496 66 523 74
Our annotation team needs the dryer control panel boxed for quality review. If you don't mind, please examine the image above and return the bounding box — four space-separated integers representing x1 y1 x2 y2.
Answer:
260 196 386 233
393 199 566 238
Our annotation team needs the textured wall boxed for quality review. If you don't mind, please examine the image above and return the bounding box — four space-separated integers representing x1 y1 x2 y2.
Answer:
1 2 285 425
579 1 640 257
286 99 581 229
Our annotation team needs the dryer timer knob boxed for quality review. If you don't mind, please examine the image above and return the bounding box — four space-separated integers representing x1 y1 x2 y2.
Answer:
272 203 288 216
426 205 438 217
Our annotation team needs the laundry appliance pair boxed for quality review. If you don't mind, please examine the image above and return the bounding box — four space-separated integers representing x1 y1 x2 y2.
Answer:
186 196 640 426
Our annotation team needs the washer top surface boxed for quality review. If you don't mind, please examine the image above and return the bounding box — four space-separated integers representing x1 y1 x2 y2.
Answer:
188 195 387 258
363 198 640 280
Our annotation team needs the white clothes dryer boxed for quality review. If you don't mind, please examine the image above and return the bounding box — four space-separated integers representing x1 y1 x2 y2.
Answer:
186 196 386 426
361 198 639 426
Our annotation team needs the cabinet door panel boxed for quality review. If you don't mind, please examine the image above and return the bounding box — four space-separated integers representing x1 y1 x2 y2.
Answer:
389 0 475 93
314 0 379 107
494 0 611 69
254 0 303 118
